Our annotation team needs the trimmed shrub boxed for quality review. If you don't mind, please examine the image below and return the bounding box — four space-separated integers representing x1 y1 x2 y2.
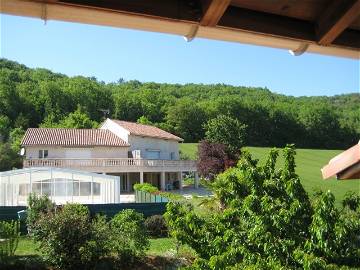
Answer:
133 183 159 193
110 209 149 265
33 203 109 270
145 215 168 237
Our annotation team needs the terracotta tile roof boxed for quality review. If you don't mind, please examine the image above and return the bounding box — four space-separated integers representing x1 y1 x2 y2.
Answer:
321 141 360 179
111 120 183 141
21 128 129 147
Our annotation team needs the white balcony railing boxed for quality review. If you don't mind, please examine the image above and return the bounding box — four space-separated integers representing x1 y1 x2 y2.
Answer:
23 158 197 171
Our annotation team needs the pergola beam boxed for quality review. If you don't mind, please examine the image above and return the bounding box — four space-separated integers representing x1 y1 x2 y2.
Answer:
317 0 360 45
200 0 231 26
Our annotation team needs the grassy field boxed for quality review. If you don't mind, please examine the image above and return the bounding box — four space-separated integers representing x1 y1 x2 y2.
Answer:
15 236 195 258
11 237 195 269
180 143 360 204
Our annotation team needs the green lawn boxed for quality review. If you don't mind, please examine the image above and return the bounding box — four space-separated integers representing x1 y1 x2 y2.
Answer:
15 236 195 258
15 237 42 256
180 144 360 204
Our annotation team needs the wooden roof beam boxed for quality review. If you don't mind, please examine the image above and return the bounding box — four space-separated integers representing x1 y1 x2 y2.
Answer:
200 0 231 26
317 0 360 45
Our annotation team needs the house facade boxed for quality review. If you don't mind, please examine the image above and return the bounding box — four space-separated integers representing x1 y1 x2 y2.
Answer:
22 119 198 192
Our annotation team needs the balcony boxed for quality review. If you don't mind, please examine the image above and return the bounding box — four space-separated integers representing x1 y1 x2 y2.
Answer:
23 158 197 173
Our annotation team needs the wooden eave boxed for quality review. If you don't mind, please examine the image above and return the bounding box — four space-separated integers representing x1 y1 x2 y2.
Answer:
322 142 360 180
0 0 359 58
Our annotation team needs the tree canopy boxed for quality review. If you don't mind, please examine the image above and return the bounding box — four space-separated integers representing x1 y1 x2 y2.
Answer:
0 58 359 170
204 115 247 157
165 146 360 269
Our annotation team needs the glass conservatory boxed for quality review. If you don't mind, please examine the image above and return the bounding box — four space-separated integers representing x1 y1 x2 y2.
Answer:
0 167 120 206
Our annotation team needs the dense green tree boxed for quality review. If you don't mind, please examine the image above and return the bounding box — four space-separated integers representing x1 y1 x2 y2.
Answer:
0 142 22 170
165 98 207 142
0 115 10 141
41 106 98 129
204 115 247 156
165 146 360 269
9 127 25 153
113 91 144 122
298 105 343 148
137 116 153 125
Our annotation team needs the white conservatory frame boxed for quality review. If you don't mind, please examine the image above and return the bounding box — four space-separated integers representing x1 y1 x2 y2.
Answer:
0 167 120 206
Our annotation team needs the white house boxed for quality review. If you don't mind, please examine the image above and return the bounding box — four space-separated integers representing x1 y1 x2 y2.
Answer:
21 119 198 192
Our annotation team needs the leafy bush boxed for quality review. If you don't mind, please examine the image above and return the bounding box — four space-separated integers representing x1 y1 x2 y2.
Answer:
165 145 360 269
26 193 55 235
159 192 184 201
144 215 168 237
133 183 159 193
179 150 191 160
0 220 20 261
183 177 194 185
342 191 360 211
33 203 109 270
110 209 149 265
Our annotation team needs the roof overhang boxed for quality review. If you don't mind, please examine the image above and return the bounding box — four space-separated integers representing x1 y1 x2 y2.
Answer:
321 141 360 180
1 0 359 59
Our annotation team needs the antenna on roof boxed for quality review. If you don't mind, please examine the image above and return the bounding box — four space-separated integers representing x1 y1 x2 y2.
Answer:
99 109 110 119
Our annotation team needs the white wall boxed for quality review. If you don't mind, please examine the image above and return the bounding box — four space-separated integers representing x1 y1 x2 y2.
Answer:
128 135 180 160
100 119 130 142
100 119 180 160
25 146 129 159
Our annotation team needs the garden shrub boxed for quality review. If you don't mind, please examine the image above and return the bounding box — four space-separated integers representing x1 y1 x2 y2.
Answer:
144 215 168 237
110 209 149 265
26 193 55 235
165 145 360 269
0 220 20 262
133 183 159 193
159 192 184 201
33 203 109 270
342 191 360 211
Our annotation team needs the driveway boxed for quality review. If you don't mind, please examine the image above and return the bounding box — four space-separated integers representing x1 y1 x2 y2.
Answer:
120 194 135 203
170 186 213 199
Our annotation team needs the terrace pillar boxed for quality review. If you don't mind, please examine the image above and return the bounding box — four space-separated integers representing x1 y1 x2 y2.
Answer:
179 171 183 190
140 171 144 184
160 171 166 191
194 171 199 189
126 173 131 192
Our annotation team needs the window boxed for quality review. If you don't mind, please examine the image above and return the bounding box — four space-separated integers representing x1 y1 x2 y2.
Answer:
38 149 48 159
170 152 175 160
146 149 160 159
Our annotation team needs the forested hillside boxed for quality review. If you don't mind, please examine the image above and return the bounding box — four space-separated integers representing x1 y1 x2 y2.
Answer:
1 58 359 161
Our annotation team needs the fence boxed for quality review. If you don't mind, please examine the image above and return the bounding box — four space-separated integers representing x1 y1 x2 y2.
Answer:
0 202 167 235
135 190 169 203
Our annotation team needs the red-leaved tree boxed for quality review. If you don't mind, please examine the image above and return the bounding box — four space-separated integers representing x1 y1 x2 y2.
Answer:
197 140 237 180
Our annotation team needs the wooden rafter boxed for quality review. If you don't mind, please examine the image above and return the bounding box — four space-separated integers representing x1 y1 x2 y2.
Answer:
200 0 231 27
1 0 359 58
317 0 360 45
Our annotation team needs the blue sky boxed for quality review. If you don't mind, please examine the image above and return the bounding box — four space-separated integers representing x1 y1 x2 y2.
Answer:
1 14 359 97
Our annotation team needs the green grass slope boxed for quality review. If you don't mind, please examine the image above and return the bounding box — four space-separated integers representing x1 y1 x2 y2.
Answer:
180 143 360 204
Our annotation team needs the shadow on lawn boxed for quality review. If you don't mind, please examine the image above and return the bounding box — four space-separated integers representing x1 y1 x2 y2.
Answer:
0 255 48 270
0 255 190 270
